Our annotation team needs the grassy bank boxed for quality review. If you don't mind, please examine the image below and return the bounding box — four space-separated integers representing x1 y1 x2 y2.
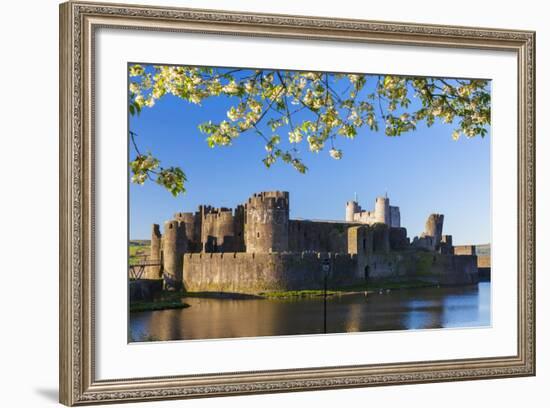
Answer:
259 289 342 299
130 291 190 312
129 240 150 264
182 292 264 300
260 280 439 298
130 281 441 308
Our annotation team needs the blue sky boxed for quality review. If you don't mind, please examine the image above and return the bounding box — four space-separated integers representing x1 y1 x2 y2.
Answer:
129 67 490 245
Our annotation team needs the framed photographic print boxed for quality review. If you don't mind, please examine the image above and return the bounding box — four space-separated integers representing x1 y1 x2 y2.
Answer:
59 1 536 405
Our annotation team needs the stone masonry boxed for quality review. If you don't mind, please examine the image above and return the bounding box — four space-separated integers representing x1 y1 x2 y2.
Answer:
147 191 479 293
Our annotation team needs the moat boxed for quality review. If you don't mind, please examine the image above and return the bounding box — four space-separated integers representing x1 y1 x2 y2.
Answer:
129 282 490 341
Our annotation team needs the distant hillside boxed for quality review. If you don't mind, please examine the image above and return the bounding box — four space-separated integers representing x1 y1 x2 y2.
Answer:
130 240 151 246
129 240 151 264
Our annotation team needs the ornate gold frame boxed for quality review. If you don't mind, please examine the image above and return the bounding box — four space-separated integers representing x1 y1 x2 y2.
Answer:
59 1 536 405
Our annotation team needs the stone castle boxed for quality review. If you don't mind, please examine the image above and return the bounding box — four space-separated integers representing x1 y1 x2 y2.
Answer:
143 191 478 293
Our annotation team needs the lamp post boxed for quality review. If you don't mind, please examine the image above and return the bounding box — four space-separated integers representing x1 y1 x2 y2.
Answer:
322 258 330 334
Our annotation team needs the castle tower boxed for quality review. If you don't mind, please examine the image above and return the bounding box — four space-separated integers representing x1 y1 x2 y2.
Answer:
214 208 236 252
348 226 371 280
389 206 401 228
174 211 199 251
144 224 162 279
374 196 390 225
425 214 444 249
198 205 215 252
345 201 360 222
162 220 187 290
245 191 289 253
234 204 245 252
372 223 390 253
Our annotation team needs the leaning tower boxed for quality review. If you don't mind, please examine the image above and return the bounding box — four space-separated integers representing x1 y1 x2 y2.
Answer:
424 213 444 249
244 191 289 253
345 200 360 222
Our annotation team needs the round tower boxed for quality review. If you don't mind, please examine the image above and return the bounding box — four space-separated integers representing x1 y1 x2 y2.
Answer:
174 212 197 242
201 212 217 253
144 224 162 279
245 191 289 253
162 220 187 290
345 201 360 222
214 209 236 252
425 214 444 249
374 196 390 225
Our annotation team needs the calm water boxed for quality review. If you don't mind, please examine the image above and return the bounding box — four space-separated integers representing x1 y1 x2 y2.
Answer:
129 282 491 342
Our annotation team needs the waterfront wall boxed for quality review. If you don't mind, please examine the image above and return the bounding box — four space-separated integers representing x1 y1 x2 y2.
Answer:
181 250 478 293
366 251 479 285
182 252 361 293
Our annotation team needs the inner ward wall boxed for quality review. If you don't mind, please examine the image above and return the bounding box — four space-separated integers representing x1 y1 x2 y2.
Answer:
288 220 356 253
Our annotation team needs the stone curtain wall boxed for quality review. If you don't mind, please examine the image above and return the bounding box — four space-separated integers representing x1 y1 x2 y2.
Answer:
288 220 352 253
366 251 479 285
181 250 478 293
182 252 360 293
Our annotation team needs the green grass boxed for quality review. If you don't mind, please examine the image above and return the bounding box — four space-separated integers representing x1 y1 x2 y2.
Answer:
130 291 190 312
130 240 151 246
129 281 439 307
129 241 151 264
130 301 190 313
182 291 263 300
259 280 438 298
259 289 342 299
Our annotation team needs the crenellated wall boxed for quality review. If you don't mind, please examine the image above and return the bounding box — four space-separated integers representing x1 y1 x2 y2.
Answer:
182 252 360 293
148 190 479 293
173 205 245 253
180 250 478 293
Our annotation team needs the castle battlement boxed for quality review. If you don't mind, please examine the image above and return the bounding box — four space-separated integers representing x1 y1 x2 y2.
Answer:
174 211 195 220
204 209 233 219
148 190 477 294
247 191 289 207
346 195 401 227
184 249 358 262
